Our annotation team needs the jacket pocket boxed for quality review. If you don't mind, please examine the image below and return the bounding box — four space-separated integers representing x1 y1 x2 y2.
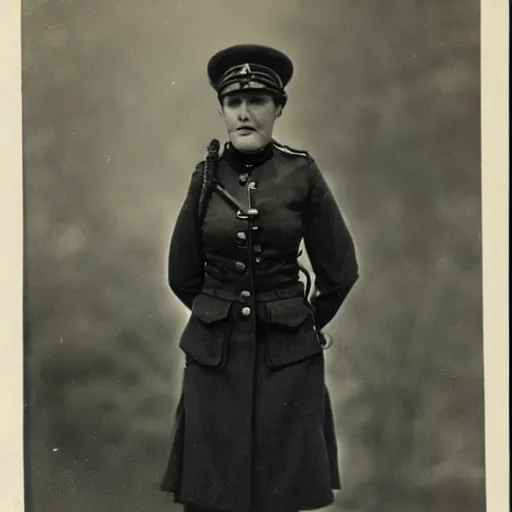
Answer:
179 293 233 368
264 296 323 369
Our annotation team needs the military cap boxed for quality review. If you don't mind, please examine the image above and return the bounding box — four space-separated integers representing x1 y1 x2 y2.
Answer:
207 44 294 104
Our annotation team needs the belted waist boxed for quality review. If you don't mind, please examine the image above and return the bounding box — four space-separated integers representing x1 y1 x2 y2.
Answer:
200 281 306 304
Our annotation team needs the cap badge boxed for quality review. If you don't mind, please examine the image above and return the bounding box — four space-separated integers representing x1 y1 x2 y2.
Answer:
240 63 251 75
238 63 252 88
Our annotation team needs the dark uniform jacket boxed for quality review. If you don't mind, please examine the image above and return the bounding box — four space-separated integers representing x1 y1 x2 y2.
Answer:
161 140 359 512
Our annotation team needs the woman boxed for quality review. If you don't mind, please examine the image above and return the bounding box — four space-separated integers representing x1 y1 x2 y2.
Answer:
161 44 359 512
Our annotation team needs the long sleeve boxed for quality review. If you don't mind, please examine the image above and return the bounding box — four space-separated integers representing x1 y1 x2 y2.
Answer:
303 159 359 330
168 165 205 310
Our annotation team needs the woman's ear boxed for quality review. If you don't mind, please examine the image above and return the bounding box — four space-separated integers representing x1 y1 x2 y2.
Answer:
276 104 283 118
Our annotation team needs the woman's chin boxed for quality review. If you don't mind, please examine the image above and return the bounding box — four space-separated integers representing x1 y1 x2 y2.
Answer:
230 134 266 153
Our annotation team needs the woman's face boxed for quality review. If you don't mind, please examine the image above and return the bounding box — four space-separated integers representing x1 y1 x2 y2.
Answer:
220 91 282 153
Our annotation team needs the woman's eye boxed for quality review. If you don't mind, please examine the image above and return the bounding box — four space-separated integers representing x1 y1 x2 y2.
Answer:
224 95 267 108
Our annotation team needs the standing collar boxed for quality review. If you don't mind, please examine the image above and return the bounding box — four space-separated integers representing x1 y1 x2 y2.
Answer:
223 141 274 171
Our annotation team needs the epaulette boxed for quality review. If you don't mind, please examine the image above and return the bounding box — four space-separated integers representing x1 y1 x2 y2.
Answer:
272 140 312 160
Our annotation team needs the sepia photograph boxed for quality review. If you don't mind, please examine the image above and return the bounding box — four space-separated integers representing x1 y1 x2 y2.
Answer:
0 0 506 511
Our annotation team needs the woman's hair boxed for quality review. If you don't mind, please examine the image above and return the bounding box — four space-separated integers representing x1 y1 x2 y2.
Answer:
268 91 287 107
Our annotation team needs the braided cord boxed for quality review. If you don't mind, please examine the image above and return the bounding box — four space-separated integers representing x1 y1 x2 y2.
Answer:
198 139 220 222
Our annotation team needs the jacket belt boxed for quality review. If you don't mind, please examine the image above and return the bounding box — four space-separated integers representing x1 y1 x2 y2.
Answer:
200 282 305 304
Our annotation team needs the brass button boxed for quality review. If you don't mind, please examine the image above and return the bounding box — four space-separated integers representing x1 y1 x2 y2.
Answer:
248 182 257 190
247 208 259 217
252 225 260 232
237 232 246 241
239 174 249 185
240 290 251 299
241 306 251 316
234 261 246 273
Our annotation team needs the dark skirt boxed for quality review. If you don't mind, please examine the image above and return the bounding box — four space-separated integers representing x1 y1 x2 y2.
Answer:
160 306 341 512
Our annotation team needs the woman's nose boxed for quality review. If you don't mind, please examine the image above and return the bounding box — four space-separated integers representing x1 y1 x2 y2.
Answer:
237 102 249 120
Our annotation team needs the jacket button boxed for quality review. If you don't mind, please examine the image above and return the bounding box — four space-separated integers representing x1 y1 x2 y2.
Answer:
234 261 246 273
241 306 251 316
247 208 259 217
240 290 251 300
239 174 249 185
237 232 246 241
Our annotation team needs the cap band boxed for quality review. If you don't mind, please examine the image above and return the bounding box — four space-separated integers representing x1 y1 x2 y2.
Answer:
216 62 285 97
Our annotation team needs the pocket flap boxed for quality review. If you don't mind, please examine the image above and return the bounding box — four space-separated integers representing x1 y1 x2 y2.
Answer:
263 296 322 369
191 293 232 324
179 294 233 368
266 297 312 328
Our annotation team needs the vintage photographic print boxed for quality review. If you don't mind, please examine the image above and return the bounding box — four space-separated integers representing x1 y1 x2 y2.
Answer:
0 1 508 512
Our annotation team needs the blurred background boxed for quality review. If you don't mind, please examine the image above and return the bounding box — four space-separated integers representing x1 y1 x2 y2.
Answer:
22 1 483 511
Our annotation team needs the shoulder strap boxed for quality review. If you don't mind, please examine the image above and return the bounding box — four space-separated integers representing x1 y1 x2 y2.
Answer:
272 139 311 159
